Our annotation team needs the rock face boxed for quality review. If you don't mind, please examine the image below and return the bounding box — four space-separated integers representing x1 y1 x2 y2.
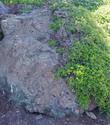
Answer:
0 1 9 14
0 9 79 118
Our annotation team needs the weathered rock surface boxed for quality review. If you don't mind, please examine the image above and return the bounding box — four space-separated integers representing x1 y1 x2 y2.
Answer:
0 1 10 14
0 9 79 117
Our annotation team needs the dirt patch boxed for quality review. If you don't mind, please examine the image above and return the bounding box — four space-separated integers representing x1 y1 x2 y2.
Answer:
0 90 109 125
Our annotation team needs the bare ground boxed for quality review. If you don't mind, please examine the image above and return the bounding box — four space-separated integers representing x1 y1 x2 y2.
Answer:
0 90 110 125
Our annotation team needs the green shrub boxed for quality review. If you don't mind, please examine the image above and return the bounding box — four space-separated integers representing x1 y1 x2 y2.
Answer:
1 0 44 6
50 0 110 11
56 3 110 116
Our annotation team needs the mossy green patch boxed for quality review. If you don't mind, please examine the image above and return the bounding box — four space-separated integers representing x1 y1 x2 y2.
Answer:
57 47 65 55
48 40 57 47
2 0 44 6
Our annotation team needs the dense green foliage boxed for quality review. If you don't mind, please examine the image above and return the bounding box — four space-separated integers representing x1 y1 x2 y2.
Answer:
71 0 103 10
52 1 110 116
1 0 43 6
49 16 63 32
50 0 110 11
48 40 57 47
94 4 110 34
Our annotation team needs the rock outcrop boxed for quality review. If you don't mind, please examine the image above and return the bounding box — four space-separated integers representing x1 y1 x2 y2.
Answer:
0 8 79 118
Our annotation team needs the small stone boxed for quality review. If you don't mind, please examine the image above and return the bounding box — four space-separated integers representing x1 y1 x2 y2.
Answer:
86 112 97 120
36 115 43 120
74 109 80 115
